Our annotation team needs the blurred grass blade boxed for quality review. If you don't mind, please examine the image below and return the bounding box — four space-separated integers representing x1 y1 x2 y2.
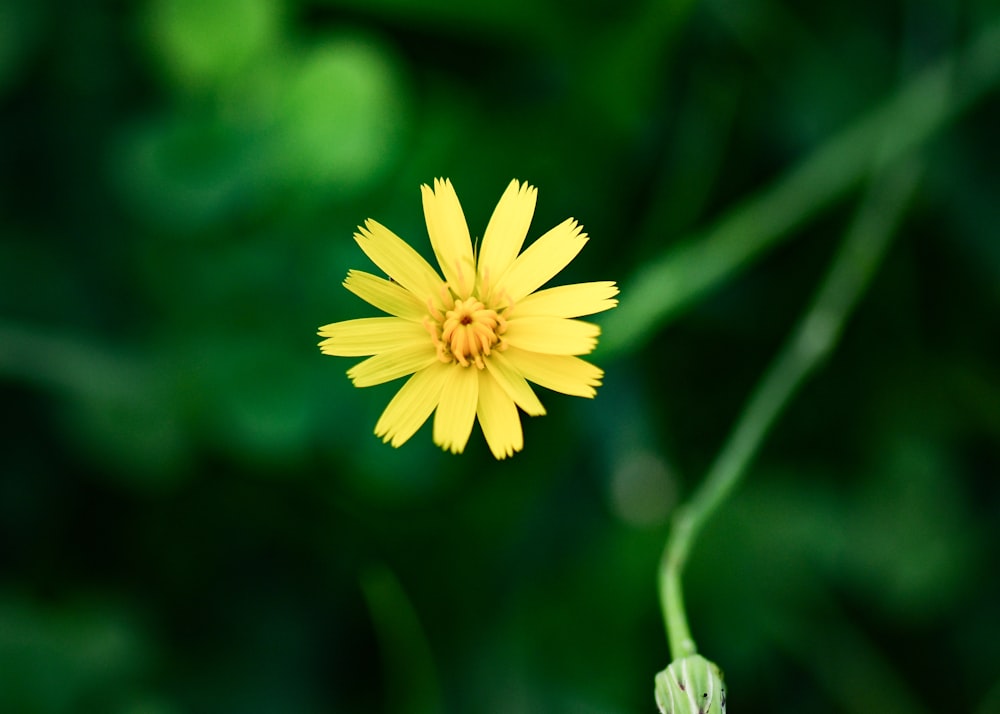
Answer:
976 677 1000 714
766 594 932 714
0 321 145 400
599 19 1000 357
361 564 442 714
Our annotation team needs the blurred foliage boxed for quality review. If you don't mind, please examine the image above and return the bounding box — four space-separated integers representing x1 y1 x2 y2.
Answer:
1 0 998 712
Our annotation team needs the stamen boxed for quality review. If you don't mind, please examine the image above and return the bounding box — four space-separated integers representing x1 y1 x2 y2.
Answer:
453 259 469 298
428 296 505 369
478 267 491 303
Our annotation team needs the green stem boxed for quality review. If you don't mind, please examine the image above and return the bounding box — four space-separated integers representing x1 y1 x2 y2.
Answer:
659 157 923 660
766 591 932 714
599 18 1000 358
361 564 443 714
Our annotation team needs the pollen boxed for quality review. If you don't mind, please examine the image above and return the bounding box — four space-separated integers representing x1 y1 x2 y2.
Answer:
428 296 507 368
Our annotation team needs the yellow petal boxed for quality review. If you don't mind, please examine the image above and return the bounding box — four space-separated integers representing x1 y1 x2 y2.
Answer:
432 363 478 453
477 369 523 459
502 347 604 398
494 218 588 304
421 178 476 299
347 345 438 387
478 179 537 293
483 351 546 416
504 317 600 355
355 219 444 302
374 362 450 447
318 317 427 356
343 270 427 321
513 281 619 318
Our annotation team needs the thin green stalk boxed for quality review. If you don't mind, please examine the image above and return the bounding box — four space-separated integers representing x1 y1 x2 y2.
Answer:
599 18 1000 358
975 676 1000 714
659 157 923 659
361 564 443 714
766 591 932 714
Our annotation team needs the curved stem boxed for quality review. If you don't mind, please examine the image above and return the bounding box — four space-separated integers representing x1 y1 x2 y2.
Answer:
659 157 923 659
661 506 696 659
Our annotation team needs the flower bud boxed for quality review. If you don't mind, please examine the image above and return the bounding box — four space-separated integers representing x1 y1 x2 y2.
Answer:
655 654 727 714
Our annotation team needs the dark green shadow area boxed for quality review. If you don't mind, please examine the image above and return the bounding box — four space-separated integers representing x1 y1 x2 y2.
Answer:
1 0 998 712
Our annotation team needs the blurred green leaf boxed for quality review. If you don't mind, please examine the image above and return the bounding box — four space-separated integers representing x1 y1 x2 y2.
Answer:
147 0 282 90
0 0 43 96
270 33 411 195
0 594 151 714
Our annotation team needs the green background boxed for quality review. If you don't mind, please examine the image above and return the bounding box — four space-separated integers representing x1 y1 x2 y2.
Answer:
2 0 998 711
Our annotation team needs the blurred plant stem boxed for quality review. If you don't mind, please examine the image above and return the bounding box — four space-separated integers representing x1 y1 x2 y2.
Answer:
660 155 923 660
0 321 146 401
599 18 1000 357
975 676 1000 714
766 592 932 714
361 565 442 714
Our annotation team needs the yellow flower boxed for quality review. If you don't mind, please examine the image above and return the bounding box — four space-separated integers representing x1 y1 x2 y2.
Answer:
318 178 618 459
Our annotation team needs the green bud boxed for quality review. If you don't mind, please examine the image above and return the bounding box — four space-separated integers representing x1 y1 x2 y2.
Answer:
655 655 727 714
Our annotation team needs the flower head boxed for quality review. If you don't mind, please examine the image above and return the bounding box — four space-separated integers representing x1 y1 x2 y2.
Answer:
318 178 618 459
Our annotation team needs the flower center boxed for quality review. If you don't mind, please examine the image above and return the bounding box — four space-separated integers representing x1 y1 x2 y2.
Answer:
427 296 506 368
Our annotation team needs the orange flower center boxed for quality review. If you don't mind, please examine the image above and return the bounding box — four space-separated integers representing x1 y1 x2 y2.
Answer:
427 297 507 368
